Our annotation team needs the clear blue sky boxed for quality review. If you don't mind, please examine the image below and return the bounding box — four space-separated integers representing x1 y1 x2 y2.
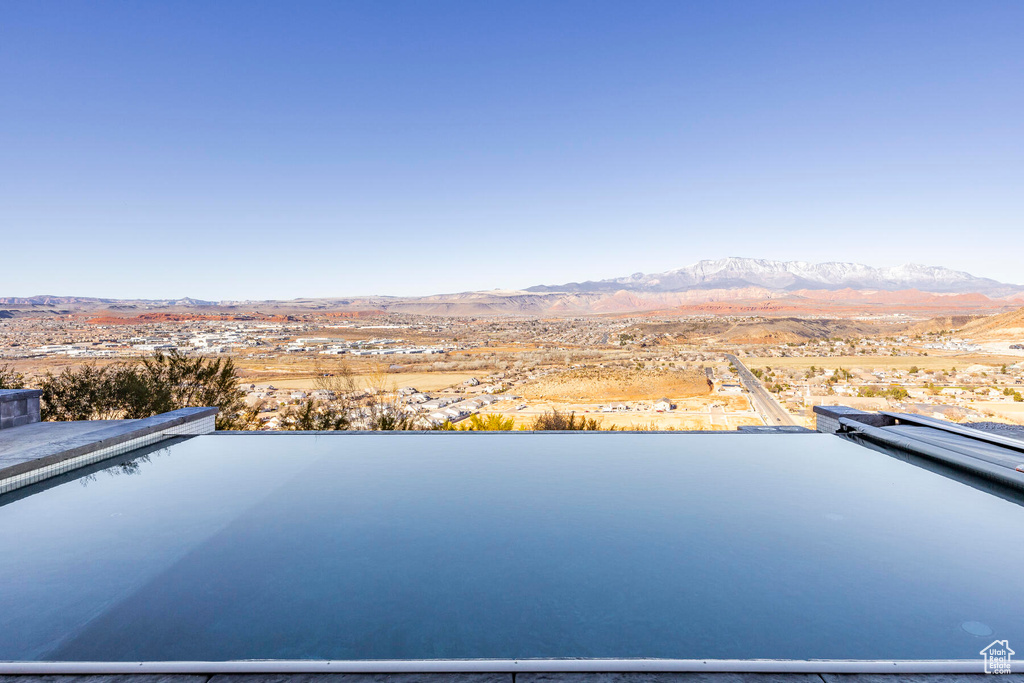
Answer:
2 1 1022 299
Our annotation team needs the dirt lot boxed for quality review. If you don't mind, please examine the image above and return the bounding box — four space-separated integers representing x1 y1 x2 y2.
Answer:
481 394 759 431
968 401 1024 423
518 367 711 402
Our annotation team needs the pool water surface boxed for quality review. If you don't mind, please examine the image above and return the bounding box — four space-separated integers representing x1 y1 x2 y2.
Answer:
0 433 1021 662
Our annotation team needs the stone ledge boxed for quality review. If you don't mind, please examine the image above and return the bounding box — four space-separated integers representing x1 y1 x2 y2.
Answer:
519 675 823 683
0 677 207 683
0 407 217 479
209 675 511 683
0 407 217 495
0 389 43 403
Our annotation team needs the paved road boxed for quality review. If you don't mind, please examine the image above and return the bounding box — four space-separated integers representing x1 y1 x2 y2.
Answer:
725 354 796 426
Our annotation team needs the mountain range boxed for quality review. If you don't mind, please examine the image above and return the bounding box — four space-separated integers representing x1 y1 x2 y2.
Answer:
3 258 1023 317
527 258 1024 297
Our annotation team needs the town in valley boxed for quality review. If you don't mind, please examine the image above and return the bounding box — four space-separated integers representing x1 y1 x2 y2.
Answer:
4 274 1023 432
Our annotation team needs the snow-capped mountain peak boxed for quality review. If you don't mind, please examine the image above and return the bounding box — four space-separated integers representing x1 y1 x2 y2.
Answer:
526 258 1022 296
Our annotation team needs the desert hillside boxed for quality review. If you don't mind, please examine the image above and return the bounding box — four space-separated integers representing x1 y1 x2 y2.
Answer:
959 306 1024 337
633 317 883 344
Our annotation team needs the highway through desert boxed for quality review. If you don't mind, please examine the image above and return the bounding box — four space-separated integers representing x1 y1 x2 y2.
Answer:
725 354 797 426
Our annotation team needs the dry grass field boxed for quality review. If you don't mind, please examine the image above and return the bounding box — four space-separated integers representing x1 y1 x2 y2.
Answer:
232 353 486 391
518 367 711 402
1 357 122 381
303 326 449 344
249 372 481 392
3 355 478 394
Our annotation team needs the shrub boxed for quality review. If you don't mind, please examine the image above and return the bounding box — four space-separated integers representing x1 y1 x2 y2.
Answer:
461 413 515 431
279 399 349 431
0 364 25 390
38 351 251 429
858 385 909 400
530 409 602 431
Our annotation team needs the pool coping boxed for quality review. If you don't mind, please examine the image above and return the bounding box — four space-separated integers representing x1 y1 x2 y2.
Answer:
0 407 217 495
0 659 990 675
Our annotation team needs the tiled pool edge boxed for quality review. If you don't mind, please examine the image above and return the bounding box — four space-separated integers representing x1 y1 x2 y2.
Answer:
0 676 1015 683
0 408 217 495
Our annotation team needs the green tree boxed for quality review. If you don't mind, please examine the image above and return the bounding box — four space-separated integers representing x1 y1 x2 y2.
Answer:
139 351 246 428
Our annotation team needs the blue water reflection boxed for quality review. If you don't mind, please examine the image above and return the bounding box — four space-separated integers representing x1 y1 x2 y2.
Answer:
0 433 1021 661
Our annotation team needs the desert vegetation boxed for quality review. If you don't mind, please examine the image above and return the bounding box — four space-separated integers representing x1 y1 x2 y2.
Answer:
0 364 25 390
33 352 252 429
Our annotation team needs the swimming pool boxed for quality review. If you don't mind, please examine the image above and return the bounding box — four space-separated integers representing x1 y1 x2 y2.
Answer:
0 433 1021 665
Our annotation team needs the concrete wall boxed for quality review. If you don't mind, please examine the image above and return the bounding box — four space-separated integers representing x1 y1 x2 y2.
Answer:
0 389 42 430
